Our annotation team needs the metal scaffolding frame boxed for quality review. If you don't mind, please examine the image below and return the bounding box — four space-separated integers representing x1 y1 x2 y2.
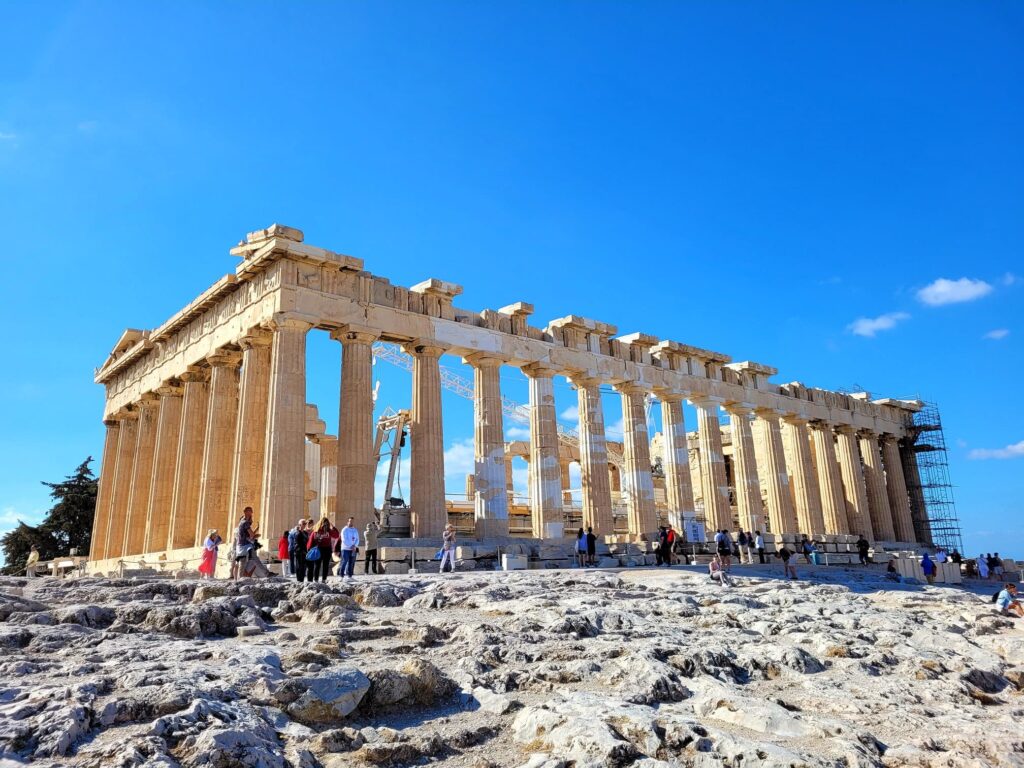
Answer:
903 400 964 553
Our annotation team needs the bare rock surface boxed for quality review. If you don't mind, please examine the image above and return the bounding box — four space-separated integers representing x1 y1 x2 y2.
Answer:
0 565 1022 767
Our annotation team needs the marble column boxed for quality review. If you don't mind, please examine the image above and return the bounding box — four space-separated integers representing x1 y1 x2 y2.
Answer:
726 403 763 533
90 420 121 561
229 329 272 534
525 363 563 538
859 430 896 542
122 395 160 556
616 384 657 536
900 440 932 544
197 351 242 541
316 435 338 519
881 434 916 542
467 354 509 538
333 326 380 533
559 459 573 505
809 421 849 535
504 454 515 506
691 396 731 533
753 408 798 535
407 340 447 536
143 383 184 553
782 416 825 535
104 410 139 560
168 367 209 550
659 394 696 531
261 316 313 548
835 426 873 542
305 440 322 520
571 376 614 534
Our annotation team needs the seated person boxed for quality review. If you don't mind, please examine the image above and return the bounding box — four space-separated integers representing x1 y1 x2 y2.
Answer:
996 583 1024 618
709 554 734 587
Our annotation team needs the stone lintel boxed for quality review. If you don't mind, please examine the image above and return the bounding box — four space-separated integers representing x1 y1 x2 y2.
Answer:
849 391 872 401
138 391 161 408
95 330 154 384
305 404 327 437
410 278 463 299
873 397 923 412
547 315 618 337
615 332 660 348
497 302 534 318
725 360 778 376
246 223 304 244
651 340 731 364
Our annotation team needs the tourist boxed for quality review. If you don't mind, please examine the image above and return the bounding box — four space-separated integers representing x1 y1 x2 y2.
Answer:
921 552 936 585
709 554 734 588
777 544 798 580
995 583 1024 618
306 516 335 582
856 535 871 565
278 531 290 577
287 519 307 583
338 517 359 579
800 535 813 564
737 530 749 564
440 523 456 574
198 529 221 579
934 548 948 564
716 530 732 571
575 527 587 568
24 545 40 578
656 526 669 566
586 526 598 566
232 506 259 580
951 549 963 565
885 560 900 582
754 530 765 564
993 553 1005 578
665 524 677 565
364 519 380 575
976 554 990 580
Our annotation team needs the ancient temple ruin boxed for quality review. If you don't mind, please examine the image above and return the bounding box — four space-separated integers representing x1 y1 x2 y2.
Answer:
89 224 940 574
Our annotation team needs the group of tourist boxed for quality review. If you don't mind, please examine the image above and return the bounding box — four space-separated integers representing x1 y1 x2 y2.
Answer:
574 527 599 567
969 552 1006 580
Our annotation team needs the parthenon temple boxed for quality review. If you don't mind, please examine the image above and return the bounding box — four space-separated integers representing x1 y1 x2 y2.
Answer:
88 224 935 573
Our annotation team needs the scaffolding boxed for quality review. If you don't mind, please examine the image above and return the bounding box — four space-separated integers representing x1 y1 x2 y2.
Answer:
904 401 963 553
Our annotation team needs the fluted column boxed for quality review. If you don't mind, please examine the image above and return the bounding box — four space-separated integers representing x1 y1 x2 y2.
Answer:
196 351 242 541
122 395 160 556
316 435 338 519
229 329 273 534
691 396 731 533
143 383 184 552
167 367 210 549
467 354 509 538
835 425 872 541
90 419 121 561
753 408 798 535
782 416 825 535
900 440 931 544
525 363 563 538
407 340 447 536
261 316 313 546
305 440 322 520
881 434 916 542
504 454 515 505
104 410 139 559
726 403 763 533
659 394 696 530
859 430 896 542
615 384 657 535
334 326 380 532
572 375 614 534
809 421 849 535
559 459 573 504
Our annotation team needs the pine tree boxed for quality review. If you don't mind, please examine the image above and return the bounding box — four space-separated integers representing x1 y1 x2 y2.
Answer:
1 457 98 575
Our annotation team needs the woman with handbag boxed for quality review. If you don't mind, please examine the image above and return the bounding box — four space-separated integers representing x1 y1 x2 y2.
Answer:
306 515 336 582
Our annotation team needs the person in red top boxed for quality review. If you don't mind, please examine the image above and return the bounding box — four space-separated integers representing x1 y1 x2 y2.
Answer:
278 531 290 577
306 515 337 582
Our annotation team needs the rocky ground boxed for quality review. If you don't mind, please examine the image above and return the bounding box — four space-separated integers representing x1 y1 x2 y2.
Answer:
0 564 1022 768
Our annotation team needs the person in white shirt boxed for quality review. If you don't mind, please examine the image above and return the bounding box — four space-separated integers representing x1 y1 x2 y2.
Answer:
934 548 947 564
440 524 456 574
754 531 766 564
339 517 360 579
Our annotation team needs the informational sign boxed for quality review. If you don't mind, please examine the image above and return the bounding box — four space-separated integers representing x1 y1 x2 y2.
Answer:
683 517 705 544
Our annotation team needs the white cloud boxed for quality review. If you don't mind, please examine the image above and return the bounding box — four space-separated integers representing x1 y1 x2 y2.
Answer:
1002 272 1017 286
505 425 531 440
847 312 910 338
983 328 1009 340
559 404 579 423
606 417 625 441
443 438 476 491
0 132 16 141
968 440 1024 460
916 277 993 306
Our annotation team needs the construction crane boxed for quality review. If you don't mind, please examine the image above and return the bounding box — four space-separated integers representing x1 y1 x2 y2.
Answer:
372 406 411 535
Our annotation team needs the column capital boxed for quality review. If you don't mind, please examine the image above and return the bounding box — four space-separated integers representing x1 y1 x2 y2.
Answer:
329 324 381 345
206 349 243 368
834 423 858 435
753 406 786 420
566 371 603 389
878 431 898 444
463 352 505 368
724 401 757 415
103 418 120 428
858 428 880 439
781 413 809 426
238 328 273 349
652 388 686 403
138 392 161 409
688 394 726 408
114 405 139 421
156 382 184 397
612 381 647 395
402 338 449 358
808 418 836 430
179 365 210 384
522 361 559 379
311 433 338 446
267 312 317 333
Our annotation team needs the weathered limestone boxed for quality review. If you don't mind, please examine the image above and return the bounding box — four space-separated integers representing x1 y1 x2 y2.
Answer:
89 420 121 562
571 375 614 534
692 396 731 533
407 340 447 537
143 384 183 552
333 325 379 533
167 368 209 550
466 354 509 538
900 440 932 544
122 395 160 556
881 434 916 542
726 403 763 533
315 435 338 519
616 384 657 535
753 408 798 536
525 363 563 538
659 394 696 531
835 425 873 541
196 351 242 541
261 315 313 547
229 329 272 533
810 420 849 535
782 416 825 535
859 430 897 542
104 411 139 559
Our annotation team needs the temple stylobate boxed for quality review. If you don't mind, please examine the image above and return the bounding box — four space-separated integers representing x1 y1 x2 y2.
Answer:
89 224 931 574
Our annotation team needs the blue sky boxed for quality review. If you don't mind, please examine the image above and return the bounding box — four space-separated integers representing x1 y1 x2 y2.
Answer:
1 2 1021 559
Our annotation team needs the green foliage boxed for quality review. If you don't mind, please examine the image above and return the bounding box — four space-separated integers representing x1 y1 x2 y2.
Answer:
0 458 97 575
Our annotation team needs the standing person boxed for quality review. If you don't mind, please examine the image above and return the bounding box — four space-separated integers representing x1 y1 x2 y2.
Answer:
339 517 359 579
777 544 798 580
24 545 40 578
951 549 963 565
232 506 259 580
439 523 456 574
586 526 597 567
288 519 307 583
656 526 668 566
800 535 813 564
575 527 587 568
716 530 732 571
666 524 677 565
934 548 948 564
737 530 748 564
856 535 871 565
754 531 765 564
364 518 380 575
993 553 1004 579
306 516 335 582
977 554 990 580
198 529 221 579
278 531 290 577
921 552 936 584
